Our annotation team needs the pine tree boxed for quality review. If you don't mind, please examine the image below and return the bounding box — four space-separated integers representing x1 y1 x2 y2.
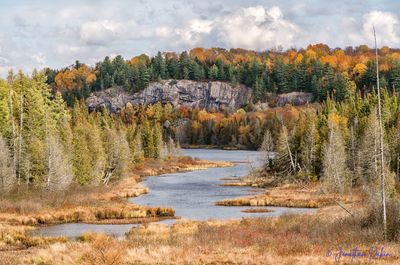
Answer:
389 62 400 91
127 125 145 163
152 123 163 159
141 119 155 158
209 65 219 80
273 59 289 93
0 80 11 139
71 103 105 184
167 57 180 79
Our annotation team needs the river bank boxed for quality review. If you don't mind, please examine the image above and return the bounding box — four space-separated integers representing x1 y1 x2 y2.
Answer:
216 183 363 208
0 156 232 227
1 149 396 264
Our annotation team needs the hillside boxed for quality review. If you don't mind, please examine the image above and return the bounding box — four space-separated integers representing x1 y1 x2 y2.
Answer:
45 45 400 107
86 80 314 112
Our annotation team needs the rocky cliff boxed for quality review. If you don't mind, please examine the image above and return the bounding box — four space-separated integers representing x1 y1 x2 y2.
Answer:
86 80 252 112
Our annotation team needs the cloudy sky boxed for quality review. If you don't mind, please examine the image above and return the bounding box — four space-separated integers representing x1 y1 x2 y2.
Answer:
0 0 398 75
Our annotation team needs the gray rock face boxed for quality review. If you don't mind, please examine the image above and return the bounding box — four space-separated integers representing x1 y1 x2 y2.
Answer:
276 92 313 106
86 80 251 112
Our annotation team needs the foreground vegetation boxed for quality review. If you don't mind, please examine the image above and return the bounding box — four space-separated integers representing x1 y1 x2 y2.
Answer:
1 210 399 264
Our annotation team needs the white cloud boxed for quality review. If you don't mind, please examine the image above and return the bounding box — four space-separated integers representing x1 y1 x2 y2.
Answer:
31 53 46 66
154 26 172 38
0 1 399 77
178 6 301 50
175 19 214 45
0 56 9 65
362 11 399 46
220 6 300 49
80 20 124 45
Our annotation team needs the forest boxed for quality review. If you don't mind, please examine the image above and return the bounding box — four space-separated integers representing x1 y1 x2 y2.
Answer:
0 71 171 191
46 44 400 106
1 44 400 192
1 44 400 263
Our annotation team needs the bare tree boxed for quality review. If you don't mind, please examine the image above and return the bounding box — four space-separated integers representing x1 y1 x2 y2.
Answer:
322 121 349 193
358 110 380 184
300 118 318 176
260 130 274 168
275 126 296 176
0 136 15 192
17 85 23 186
165 137 181 157
47 135 73 191
373 27 387 240
103 129 131 185
8 85 16 177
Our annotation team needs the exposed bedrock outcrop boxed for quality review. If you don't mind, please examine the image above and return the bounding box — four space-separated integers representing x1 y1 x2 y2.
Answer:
86 80 252 112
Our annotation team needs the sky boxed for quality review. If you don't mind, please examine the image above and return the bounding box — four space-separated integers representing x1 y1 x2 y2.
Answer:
0 0 399 75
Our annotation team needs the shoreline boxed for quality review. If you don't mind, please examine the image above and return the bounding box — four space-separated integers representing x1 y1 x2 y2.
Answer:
215 183 363 209
0 157 233 227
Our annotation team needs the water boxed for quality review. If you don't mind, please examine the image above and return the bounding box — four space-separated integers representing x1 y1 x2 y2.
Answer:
31 149 315 237
131 149 313 221
32 223 138 238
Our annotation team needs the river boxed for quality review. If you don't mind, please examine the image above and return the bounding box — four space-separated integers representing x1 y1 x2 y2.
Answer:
32 149 315 237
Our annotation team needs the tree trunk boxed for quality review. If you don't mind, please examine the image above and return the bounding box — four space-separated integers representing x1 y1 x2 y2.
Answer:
374 27 387 241
18 87 23 186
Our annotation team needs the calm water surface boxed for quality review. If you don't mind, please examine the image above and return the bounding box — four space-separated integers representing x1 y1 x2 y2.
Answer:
32 149 315 237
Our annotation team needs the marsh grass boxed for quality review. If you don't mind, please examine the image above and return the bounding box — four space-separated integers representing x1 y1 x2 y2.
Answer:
13 212 399 264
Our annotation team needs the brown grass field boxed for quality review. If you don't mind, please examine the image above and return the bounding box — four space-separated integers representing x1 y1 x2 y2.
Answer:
0 158 399 264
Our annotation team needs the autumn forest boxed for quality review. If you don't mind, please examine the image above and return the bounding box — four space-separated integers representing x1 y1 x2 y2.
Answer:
1 43 400 264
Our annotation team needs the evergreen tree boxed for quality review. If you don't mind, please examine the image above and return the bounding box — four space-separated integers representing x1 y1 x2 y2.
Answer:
209 64 219 80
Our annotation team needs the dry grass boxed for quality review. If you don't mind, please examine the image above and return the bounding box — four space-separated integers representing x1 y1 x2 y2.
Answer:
0 203 174 226
8 213 399 264
0 157 228 226
241 208 274 213
216 183 363 208
219 181 255 187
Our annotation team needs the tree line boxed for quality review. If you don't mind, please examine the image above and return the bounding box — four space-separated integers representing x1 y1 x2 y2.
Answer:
0 72 173 192
45 44 400 106
260 90 400 194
